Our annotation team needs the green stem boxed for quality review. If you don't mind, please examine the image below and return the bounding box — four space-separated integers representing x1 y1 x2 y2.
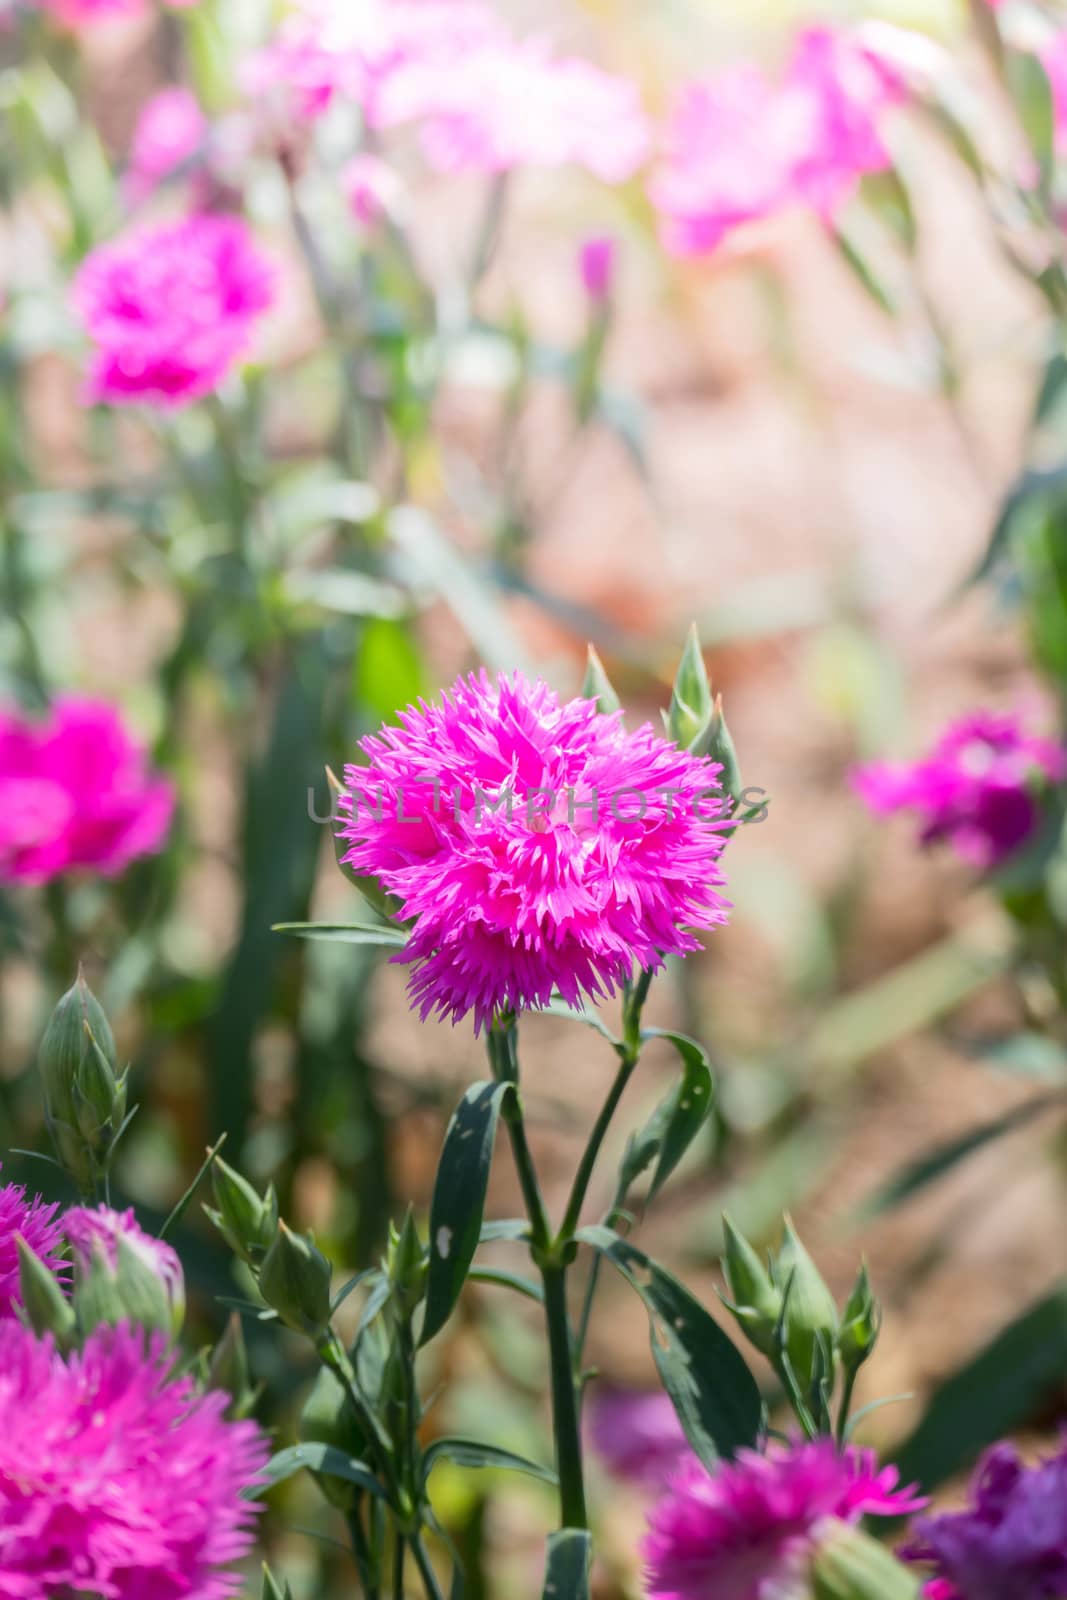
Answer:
348 1506 381 1600
411 1533 444 1600
542 1262 588 1529
393 1528 406 1600
559 1051 638 1241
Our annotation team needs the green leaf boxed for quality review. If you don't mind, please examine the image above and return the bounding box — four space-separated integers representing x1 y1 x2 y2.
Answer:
830 222 897 316
858 1094 1063 1219
541 1530 592 1600
479 1219 531 1244
252 1444 387 1501
895 1283 1067 1491
356 617 428 723
637 1030 716 1199
421 1081 516 1345
542 996 620 1045
576 1225 762 1466
422 1437 557 1486
468 1266 544 1303
1007 51 1055 183
859 167 917 254
272 921 409 948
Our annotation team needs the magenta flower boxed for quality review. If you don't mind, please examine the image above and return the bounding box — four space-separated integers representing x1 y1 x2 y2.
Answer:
587 1386 691 1489
0 1174 67 1318
337 671 732 1031
0 1322 267 1600
0 698 174 884
73 213 274 409
643 1439 925 1600
903 1440 1067 1600
652 28 901 257
124 88 207 206
64 1204 185 1329
578 235 618 303
1042 34 1067 153
853 709 1067 870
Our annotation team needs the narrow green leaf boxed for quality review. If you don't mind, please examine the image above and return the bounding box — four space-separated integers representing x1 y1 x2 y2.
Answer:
421 1082 516 1345
1007 51 1055 182
272 921 408 948
468 1266 544 1303
576 1225 762 1466
479 1219 531 1244
252 1444 386 1501
541 1530 592 1600
160 1132 228 1239
639 1029 716 1199
422 1437 557 1486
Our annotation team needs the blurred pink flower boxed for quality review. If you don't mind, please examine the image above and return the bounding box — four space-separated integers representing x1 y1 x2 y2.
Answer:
652 27 901 256
64 1204 186 1329
0 1173 67 1318
345 152 403 225
587 1386 691 1488
0 698 174 884
338 671 733 1031
852 709 1067 870
74 213 274 408
124 87 207 206
578 235 618 302
643 1439 925 1600
1042 33 1067 152
37 0 197 24
0 1321 266 1600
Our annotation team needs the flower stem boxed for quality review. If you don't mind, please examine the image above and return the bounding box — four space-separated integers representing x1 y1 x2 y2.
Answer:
411 1533 444 1600
559 1050 638 1242
542 1261 588 1529
393 1529 406 1600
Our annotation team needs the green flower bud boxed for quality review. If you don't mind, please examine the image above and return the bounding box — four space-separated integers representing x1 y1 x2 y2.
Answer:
702 693 744 806
37 972 124 1193
300 1361 367 1510
580 645 621 716
261 1565 294 1600
259 1221 332 1337
719 1215 783 1358
668 626 714 753
16 1235 76 1346
74 1236 173 1339
207 1158 278 1266
838 1263 881 1375
207 1313 259 1420
38 971 116 1128
773 1219 839 1395
811 1521 921 1600
386 1206 426 1318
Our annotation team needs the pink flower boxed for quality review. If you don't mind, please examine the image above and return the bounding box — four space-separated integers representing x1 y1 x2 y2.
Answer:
124 88 207 206
73 213 274 409
579 235 618 303
345 152 403 225
337 671 732 1032
64 1205 185 1329
643 1439 925 1600
0 1322 267 1600
587 1386 691 1488
0 1174 67 1318
0 698 174 884
852 709 1067 870
652 28 901 257
1042 33 1067 153
37 0 196 24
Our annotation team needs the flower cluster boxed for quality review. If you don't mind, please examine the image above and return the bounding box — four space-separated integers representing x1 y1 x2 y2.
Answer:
853 709 1067 870
74 213 274 408
0 698 174 884
0 1174 67 1318
643 1439 925 1600
651 28 902 256
0 1321 266 1600
338 671 733 1031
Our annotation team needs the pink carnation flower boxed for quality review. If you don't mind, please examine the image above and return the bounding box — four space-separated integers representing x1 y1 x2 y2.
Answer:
652 27 901 257
852 709 1067 870
578 235 618 303
0 1322 267 1600
337 671 732 1032
587 1385 691 1488
124 87 207 206
64 1204 185 1329
0 1174 67 1318
1042 33 1067 154
643 1439 925 1600
73 213 274 409
0 698 174 884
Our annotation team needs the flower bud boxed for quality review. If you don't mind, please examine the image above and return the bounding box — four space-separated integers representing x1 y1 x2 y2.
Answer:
74 1235 175 1339
774 1219 839 1395
810 1520 921 1600
16 1235 76 1346
701 693 744 807
262 1566 294 1600
720 1215 783 1358
259 1221 332 1337
207 1157 278 1266
580 645 621 717
386 1206 427 1318
578 235 617 305
37 972 126 1193
65 1205 185 1336
838 1263 881 1375
668 626 714 753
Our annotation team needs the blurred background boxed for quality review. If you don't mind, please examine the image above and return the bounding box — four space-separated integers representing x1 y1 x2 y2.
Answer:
4 0 1067 1593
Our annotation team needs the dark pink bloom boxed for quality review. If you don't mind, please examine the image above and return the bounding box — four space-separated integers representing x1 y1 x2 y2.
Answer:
587 1386 691 1488
578 235 617 303
0 1322 267 1600
0 697 174 884
74 213 275 409
904 1440 1067 1600
652 28 901 257
64 1205 185 1329
1042 34 1067 153
643 1439 925 1600
0 1174 67 1318
852 709 1067 869
124 88 207 206
338 671 732 1031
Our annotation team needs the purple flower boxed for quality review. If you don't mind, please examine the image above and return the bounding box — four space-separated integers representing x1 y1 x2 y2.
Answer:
74 213 275 409
853 709 1067 869
643 1439 925 1600
587 1386 691 1488
0 1174 67 1318
904 1440 1067 1600
0 1322 267 1600
337 671 732 1032
64 1204 186 1330
124 88 207 206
